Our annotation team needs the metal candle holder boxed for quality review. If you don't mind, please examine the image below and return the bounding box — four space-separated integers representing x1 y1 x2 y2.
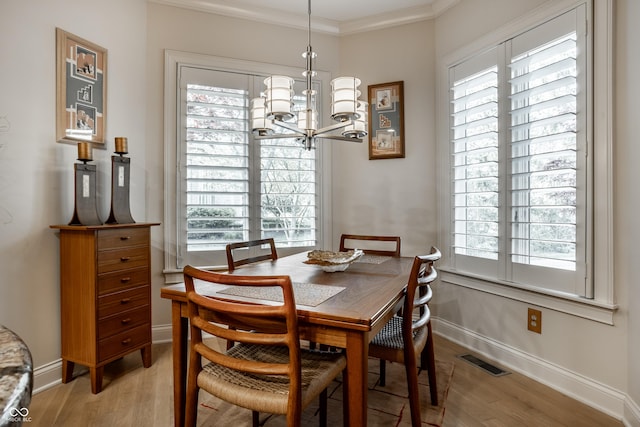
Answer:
106 137 135 224
68 142 102 226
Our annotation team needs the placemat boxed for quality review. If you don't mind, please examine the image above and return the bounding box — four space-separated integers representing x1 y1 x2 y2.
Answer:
217 282 345 307
356 254 392 264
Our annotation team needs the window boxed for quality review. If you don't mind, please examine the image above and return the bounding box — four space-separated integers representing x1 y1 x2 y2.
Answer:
447 4 590 297
164 55 330 271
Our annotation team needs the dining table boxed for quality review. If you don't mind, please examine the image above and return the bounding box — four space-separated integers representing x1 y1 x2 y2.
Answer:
160 250 414 427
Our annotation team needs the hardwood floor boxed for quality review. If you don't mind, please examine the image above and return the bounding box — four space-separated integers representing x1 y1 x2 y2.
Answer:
435 337 622 427
28 335 622 426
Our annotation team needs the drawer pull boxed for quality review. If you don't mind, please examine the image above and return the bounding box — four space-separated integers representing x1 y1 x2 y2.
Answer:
120 298 131 304
120 256 131 262
121 318 132 325
120 236 131 241
120 277 131 283
121 338 132 345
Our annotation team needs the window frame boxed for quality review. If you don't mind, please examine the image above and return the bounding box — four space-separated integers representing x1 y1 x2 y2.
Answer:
436 0 616 324
163 50 334 282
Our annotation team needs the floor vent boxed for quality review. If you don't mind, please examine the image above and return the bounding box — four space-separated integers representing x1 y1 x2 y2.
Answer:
457 354 510 377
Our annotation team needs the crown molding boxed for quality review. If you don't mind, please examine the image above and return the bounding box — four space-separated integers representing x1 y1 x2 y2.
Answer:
147 0 460 35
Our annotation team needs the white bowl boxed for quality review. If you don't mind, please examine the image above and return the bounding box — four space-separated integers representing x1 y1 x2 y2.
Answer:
304 249 364 272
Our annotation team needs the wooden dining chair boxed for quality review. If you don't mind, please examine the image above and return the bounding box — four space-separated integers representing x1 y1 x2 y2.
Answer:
368 247 441 427
226 238 278 272
339 233 401 257
338 234 401 354
183 265 346 427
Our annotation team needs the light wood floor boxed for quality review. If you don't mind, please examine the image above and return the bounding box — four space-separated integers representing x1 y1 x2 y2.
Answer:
28 335 622 426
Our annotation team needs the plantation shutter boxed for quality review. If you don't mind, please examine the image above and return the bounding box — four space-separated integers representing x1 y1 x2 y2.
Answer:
181 69 250 254
450 48 501 276
507 6 588 295
448 4 590 296
177 66 320 267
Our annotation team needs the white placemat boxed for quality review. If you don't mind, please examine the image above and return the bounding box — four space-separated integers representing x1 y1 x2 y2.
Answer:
217 282 345 307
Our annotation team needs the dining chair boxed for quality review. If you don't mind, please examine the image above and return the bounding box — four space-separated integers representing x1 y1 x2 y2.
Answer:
182 265 346 427
226 238 278 272
338 234 401 355
339 233 401 257
368 247 441 427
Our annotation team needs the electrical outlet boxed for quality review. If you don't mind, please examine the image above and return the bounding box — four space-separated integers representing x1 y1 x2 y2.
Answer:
528 308 542 334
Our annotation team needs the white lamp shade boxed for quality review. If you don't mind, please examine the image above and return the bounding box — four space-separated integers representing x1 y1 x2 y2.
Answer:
264 76 294 120
342 100 368 138
251 97 273 135
298 108 318 131
331 77 361 121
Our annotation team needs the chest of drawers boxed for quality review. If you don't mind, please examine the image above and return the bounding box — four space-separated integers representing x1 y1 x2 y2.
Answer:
50 223 159 393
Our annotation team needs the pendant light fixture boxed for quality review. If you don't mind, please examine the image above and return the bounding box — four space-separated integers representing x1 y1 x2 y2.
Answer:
250 0 368 150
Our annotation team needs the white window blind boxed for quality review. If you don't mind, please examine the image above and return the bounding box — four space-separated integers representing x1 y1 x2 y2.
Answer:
185 82 249 252
177 67 319 267
448 4 590 296
509 33 578 271
452 65 499 261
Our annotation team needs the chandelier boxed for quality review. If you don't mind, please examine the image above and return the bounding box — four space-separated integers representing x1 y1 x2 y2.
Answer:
250 0 368 150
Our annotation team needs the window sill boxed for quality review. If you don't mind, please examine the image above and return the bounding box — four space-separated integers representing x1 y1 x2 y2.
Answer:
439 268 618 325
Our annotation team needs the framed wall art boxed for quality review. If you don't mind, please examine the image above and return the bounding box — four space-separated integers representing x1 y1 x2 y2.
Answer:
367 81 405 160
56 28 107 145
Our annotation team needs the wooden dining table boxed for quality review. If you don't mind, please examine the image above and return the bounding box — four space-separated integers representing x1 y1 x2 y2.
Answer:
160 251 413 427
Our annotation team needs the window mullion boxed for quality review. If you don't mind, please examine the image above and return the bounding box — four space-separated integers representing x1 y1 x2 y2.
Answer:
249 76 262 243
498 41 511 283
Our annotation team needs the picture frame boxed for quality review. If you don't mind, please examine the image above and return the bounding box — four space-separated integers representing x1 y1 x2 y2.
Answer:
368 81 404 160
56 28 107 145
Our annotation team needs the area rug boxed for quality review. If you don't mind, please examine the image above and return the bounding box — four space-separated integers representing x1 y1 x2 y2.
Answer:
197 358 454 426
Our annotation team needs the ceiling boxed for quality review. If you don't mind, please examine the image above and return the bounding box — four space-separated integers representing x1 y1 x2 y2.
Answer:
149 0 459 34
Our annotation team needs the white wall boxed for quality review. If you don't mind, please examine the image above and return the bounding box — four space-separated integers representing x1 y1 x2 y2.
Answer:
0 0 148 382
615 0 640 423
333 21 437 256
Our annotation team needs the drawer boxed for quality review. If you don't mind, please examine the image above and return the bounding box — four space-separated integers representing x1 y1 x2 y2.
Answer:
97 227 149 251
98 267 149 295
98 323 150 362
98 286 149 319
97 246 149 274
98 306 150 339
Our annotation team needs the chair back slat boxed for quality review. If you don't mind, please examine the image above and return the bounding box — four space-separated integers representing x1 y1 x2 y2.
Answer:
339 234 401 257
403 247 441 339
226 238 278 272
183 266 300 380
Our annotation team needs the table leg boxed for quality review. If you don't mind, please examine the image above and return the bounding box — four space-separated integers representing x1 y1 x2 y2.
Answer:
171 300 188 427
345 330 369 427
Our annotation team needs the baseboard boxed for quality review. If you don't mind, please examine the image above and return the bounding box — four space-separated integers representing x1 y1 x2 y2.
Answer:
624 397 640 427
33 324 175 394
433 316 633 423
152 323 173 343
32 359 64 394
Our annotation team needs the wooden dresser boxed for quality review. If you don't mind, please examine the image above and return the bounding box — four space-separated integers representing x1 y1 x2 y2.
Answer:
50 222 159 393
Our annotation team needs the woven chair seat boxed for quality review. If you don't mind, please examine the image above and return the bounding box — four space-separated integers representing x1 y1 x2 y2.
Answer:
198 344 346 415
371 316 408 350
